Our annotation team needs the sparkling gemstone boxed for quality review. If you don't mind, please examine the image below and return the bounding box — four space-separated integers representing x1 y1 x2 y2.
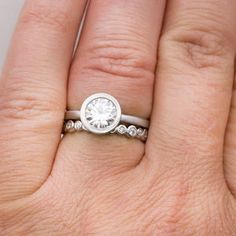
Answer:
128 125 137 137
65 120 74 132
143 129 148 139
74 121 82 131
137 128 144 136
84 98 118 130
116 125 127 134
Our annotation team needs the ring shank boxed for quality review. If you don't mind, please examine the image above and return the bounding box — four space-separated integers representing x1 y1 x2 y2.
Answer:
121 114 149 128
65 111 149 128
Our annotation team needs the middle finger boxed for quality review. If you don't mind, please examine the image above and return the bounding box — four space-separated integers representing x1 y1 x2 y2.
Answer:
149 0 235 192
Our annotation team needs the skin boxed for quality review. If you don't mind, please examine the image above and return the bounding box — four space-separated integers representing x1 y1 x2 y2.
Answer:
0 0 236 235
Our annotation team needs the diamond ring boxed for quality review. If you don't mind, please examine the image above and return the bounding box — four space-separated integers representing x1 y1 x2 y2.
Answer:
64 93 149 141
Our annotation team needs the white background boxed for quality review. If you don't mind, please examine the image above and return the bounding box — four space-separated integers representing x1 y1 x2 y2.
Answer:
0 0 24 70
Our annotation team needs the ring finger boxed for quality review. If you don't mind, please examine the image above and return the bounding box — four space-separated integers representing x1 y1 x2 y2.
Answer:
55 0 166 177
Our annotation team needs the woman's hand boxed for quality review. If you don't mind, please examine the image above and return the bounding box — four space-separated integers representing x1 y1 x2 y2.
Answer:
1 0 236 235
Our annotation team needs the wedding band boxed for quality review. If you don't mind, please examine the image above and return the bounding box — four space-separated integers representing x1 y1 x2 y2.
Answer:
64 93 149 141
65 111 149 128
64 120 148 141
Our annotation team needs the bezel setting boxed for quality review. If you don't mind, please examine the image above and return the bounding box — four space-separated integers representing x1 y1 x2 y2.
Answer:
80 93 121 134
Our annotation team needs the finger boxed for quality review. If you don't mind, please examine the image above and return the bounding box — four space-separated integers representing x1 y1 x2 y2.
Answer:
148 0 235 191
0 0 87 202
55 0 166 177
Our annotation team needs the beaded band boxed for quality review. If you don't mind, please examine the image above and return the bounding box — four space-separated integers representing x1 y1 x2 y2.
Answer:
64 93 149 142
64 120 148 141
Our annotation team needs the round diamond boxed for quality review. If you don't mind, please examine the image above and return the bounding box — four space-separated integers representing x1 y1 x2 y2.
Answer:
80 93 121 134
128 125 137 137
65 120 74 132
137 128 144 136
74 121 82 131
116 125 127 134
85 98 117 129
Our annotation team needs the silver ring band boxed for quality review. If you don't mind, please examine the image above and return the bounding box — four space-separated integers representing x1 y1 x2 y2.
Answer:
65 111 149 128
64 120 148 141
64 93 149 141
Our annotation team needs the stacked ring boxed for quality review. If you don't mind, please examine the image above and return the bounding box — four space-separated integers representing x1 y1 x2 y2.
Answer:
64 93 149 142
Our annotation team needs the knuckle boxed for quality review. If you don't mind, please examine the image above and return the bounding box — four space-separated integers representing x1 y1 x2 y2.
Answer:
0 75 62 123
71 36 156 117
21 1 71 33
80 37 156 81
161 23 233 70
1 94 44 121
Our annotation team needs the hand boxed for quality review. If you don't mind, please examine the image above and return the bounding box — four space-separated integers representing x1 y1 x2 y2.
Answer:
1 0 236 235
